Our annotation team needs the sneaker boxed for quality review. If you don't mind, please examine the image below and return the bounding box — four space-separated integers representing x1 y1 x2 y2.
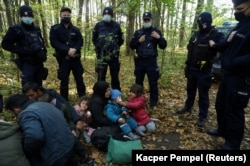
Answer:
197 119 206 127
176 107 192 114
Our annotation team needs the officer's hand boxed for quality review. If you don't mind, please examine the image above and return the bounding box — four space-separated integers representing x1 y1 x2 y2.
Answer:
209 40 215 47
68 48 77 57
151 31 160 39
139 35 146 43
227 31 237 43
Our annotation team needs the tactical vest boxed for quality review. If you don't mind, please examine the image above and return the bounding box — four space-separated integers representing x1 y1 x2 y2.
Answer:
190 29 217 63
96 21 120 55
14 24 46 62
136 28 158 58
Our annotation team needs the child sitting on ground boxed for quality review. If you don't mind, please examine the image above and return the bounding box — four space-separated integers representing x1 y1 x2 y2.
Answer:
105 89 145 140
116 84 157 136
74 96 95 143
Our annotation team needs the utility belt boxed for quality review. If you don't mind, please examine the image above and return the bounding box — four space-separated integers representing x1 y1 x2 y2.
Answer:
190 60 211 71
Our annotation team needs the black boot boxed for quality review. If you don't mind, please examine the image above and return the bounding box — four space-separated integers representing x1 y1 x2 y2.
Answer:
176 107 192 114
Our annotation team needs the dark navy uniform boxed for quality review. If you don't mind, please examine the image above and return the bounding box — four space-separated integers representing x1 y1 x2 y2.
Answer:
177 12 224 127
130 26 167 108
50 23 86 101
209 11 250 149
1 22 47 86
92 19 124 90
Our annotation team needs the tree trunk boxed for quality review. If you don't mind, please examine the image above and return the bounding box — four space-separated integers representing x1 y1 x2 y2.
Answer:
191 0 204 34
179 0 187 48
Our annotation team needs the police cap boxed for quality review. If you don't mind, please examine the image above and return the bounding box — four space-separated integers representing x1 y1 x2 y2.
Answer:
19 5 34 17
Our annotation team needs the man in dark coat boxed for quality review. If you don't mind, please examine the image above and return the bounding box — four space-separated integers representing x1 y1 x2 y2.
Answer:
1 5 47 86
130 12 167 109
50 7 86 101
207 0 250 150
4 94 76 166
92 7 124 90
176 12 224 127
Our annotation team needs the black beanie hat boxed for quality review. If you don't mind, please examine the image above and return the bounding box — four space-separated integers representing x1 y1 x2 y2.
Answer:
197 12 212 24
232 0 249 6
103 7 113 17
19 5 34 17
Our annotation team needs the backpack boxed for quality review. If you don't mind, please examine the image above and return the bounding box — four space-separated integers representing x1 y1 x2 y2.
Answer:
90 125 125 152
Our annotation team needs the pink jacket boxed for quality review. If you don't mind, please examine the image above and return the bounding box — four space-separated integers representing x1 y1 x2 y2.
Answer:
125 95 151 126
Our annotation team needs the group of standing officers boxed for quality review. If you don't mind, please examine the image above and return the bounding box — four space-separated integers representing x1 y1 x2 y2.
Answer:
1 0 250 152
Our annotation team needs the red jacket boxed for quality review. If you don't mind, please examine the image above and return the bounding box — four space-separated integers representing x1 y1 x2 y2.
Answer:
125 95 151 126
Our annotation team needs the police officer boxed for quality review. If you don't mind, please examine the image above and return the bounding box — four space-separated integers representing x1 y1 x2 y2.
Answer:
92 7 124 90
207 0 250 150
176 12 223 127
130 12 167 109
50 7 86 101
1 5 47 87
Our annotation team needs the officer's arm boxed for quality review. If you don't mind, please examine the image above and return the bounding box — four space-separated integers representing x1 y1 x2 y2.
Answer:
49 26 70 54
92 24 98 46
117 25 124 46
74 28 83 51
130 31 141 49
1 27 34 55
156 30 167 49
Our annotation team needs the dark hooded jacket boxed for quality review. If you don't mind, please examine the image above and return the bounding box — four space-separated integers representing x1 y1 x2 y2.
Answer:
89 81 114 128
0 120 30 166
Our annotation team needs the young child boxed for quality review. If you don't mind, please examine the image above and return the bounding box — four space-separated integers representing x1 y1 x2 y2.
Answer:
117 84 157 135
74 96 95 143
105 89 144 140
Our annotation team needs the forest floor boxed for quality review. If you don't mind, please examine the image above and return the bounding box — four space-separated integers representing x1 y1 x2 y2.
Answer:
0 52 249 166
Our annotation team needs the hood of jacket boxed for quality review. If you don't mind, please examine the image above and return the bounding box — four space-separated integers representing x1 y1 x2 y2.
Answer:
0 120 20 140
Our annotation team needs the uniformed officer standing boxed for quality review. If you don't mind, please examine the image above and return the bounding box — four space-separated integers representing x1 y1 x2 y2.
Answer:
176 12 223 127
92 7 124 90
1 5 47 87
130 12 167 109
207 0 250 150
50 7 86 101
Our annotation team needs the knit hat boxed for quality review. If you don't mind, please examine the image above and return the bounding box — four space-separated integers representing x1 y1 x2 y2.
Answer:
143 12 152 19
19 5 34 17
60 7 71 13
110 89 122 100
232 0 248 6
197 12 212 24
103 7 113 17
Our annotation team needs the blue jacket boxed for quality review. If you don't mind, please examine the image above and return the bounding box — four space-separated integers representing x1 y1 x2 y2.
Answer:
105 101 127 123
18 100 75 166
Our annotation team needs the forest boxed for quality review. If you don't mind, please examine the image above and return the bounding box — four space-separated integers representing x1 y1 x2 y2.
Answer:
0 0 249 165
